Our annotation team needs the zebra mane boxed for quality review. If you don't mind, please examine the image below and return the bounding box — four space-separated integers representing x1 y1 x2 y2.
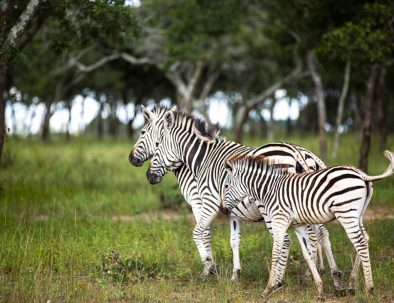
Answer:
228 154 291 176
150 105 176 116
172 110 224 142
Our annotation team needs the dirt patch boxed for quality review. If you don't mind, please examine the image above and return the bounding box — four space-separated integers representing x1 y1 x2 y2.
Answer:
33 214 49 222
363 206 394 221
111 211 194 224
112 206 394 224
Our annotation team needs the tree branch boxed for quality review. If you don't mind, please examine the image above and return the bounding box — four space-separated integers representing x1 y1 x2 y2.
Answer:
3 0 42 59
247 49 306 110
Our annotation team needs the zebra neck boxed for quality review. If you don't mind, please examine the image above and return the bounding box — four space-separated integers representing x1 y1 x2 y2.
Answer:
181 135 211 176
254 173 281 208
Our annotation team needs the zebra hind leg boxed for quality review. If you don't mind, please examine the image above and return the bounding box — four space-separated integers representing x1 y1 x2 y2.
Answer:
348 224 369 295
316 224 345 296
338 218 374 295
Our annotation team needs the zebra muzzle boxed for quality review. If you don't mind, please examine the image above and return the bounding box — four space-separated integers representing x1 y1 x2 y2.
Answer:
146 169 162 184
221 207 232 215
129 152 143 167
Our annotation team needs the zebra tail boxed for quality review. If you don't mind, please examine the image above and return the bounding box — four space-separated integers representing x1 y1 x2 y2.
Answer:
361 150 394 182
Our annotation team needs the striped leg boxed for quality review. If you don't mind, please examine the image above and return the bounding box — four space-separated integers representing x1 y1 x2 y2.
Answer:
348 224 369 294
302 225 319 280
348 183 373 294
337 218 374 294
230 217 242 280
294 227 324 299
262 213 291 288
315 225 343 293
191 203 215 280
193 203 219 281
262 218 291 299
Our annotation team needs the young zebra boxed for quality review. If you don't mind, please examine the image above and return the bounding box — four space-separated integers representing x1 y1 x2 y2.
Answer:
145 109 341 289
221 151 394 299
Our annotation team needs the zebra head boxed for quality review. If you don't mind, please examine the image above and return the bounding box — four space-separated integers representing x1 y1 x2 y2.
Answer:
146 111 183 184
221 159 249 215
129 105 176 167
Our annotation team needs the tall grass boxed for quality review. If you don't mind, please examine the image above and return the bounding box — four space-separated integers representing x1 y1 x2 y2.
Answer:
0 135 393 302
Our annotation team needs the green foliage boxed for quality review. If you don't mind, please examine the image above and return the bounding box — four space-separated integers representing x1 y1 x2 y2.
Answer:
319 3 394 64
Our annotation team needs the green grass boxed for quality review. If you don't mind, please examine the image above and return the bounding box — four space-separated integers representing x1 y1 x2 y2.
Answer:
1 135 393 302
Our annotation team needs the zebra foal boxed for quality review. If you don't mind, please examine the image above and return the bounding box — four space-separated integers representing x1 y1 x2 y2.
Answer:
222 151 394 299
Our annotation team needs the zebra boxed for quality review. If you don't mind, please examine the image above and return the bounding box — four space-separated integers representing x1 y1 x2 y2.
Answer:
221 151 394 299
129 106 326 280
144 109 342 289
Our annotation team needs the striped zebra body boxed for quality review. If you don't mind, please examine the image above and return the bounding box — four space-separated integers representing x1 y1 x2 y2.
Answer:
222 151 394 298
146 109 340 286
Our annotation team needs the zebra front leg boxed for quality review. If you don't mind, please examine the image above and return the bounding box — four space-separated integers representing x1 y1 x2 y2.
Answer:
294 226 324 300
191 203 216 280
262 213 291 288
229 217 242 281
262 220 291 300
193 208 219 281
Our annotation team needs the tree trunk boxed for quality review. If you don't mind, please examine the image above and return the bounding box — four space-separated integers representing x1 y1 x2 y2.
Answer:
11 102 18 135
234 104 249 143
97 101 104 139
286 98 292 136
0 60 7 165
307 50 327 161
332 61 351 158
359 65 380 173
267 94 277 142
377 68 387 152
41 100 52 141
66 100 72 141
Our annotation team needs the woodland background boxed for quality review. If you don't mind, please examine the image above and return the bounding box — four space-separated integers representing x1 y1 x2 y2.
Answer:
1 1 394 302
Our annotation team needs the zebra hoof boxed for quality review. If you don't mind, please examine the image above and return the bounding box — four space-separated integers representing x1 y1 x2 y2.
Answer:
367 287 374 295
348 288 356 296
332 269 343 278
335 288 347 297
316 294 325 301
198 272 209 282
301 274 309 286
231 269 241 281
208 264 218 275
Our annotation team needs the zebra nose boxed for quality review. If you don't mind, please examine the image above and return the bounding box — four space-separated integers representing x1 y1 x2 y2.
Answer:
129 152 143 167
146 169 162 184
221 207 231 215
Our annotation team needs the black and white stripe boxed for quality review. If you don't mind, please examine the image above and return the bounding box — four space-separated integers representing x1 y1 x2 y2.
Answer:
222 151 394 298
145 109 340 285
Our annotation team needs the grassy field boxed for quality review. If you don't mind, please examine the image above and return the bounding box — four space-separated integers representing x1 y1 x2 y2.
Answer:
1 135 393 303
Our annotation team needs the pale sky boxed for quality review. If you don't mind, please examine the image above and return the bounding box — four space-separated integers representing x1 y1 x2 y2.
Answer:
5 89 303 135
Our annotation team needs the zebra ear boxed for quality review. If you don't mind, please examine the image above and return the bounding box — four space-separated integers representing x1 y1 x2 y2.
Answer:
224 159 234 174
141 105 154 122
164 111 174 129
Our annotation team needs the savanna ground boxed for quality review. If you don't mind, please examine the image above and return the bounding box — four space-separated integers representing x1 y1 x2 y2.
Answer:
1 135 393 303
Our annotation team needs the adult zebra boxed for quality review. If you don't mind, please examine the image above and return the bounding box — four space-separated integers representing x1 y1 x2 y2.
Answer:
143 108 341 289
222 152 394 299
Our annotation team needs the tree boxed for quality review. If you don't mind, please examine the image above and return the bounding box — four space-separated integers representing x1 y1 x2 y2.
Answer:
7 1 138 142
320 2 394 171
0 0 43 163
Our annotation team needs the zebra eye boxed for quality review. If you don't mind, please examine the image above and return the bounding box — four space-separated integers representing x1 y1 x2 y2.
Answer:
155 141 159 147
141 130 146 135
224 184 229 191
